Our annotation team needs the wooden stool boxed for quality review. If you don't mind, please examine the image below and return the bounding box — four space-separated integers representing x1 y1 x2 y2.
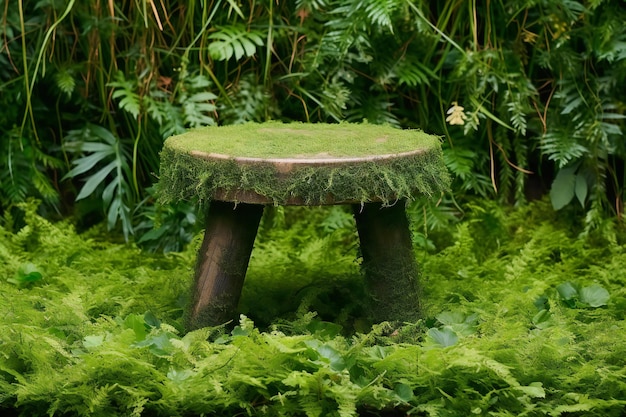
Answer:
158 122 449 329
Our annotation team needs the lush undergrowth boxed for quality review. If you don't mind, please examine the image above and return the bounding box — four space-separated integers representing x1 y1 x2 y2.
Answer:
1 200 625 416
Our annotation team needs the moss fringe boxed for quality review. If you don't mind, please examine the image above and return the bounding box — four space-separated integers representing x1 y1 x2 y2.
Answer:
158 145 450 207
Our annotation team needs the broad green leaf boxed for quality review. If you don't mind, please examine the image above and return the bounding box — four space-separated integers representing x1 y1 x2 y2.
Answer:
436 311 478 336
575 173 588 208
233 41 245 61
167 368 195 383
144 311 161 329
102 179 118 206
367 345 389 360
436 311 466 325
63 150 114 179
556 281 579 302
394 383 414 402
88 124 117 145
137 226 167 243
9 263 43 286
124 314 148 341
135 333 174 355
80 142 114 153
516 382 546 398
579 284 610 307
532 309 553 329
306 319 342 338
550 166 577 210
83 335 104 349
231 326 250 337
76 160 117 200
427 327 458 347
18 263 42 280
533 295 549 310
189 92 218 102
305 340 346 371
317 344 346 371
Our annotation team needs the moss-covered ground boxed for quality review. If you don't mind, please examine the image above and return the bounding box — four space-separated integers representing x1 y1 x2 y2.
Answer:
0 200 625 416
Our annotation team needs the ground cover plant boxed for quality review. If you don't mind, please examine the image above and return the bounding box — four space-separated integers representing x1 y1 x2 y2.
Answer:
1 200 625 416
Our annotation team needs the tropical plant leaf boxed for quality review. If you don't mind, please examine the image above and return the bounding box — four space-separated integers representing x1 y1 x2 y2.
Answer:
579 284 610 307
427 327 458 347
208 25 264 61
575 173 588 208
75 160 117 200
550 166 577 210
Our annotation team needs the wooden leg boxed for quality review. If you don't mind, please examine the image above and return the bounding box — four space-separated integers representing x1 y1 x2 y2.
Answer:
352 201 421 323
188 201 264 330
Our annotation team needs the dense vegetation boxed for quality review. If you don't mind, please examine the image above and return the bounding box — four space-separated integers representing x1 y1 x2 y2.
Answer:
1 200 625 416
1 0 625 240
2 1 626 415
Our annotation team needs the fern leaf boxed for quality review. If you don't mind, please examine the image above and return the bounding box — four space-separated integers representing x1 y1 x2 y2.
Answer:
208 26 264 61
540 131 588 168
178 75 218 127
506 96 528 136
54 68 76 96
109 72 141 119
396 57 437 87
364 0 397 32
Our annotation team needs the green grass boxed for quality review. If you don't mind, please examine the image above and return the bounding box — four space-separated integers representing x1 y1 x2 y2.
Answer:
0 200 625 416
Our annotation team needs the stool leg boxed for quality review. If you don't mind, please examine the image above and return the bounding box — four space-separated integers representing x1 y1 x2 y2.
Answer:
188 201 264 330
352 201 421 323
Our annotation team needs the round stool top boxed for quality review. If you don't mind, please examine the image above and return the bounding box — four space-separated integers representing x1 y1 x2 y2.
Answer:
159 122 449 205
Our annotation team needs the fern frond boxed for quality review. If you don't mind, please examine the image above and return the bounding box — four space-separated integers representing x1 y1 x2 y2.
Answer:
540 131 588 168
109 72 142 120
178 74 218 128
395 56 437 87
208 25 264 61
364 0 397 32
506 94 528 136
54 67 76 96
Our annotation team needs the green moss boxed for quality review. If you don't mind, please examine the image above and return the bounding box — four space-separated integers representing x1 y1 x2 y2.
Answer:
166 121 442 157
158 122 450 206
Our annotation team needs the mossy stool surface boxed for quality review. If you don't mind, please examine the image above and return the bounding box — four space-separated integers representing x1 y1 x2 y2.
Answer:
158 122 450 329
159 122 449 205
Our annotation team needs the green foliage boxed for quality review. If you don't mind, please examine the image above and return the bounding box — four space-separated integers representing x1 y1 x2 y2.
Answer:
62 124 134 239
134 187 199 254
1 200 626 415
208 25 265 61
3 0 626 244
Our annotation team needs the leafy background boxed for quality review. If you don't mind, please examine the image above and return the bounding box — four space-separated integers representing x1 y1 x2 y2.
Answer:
1 0 625 241
1 0 626 415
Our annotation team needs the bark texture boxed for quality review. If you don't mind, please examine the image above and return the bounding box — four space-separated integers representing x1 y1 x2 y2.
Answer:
353 201 421 323
188 201 264 330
